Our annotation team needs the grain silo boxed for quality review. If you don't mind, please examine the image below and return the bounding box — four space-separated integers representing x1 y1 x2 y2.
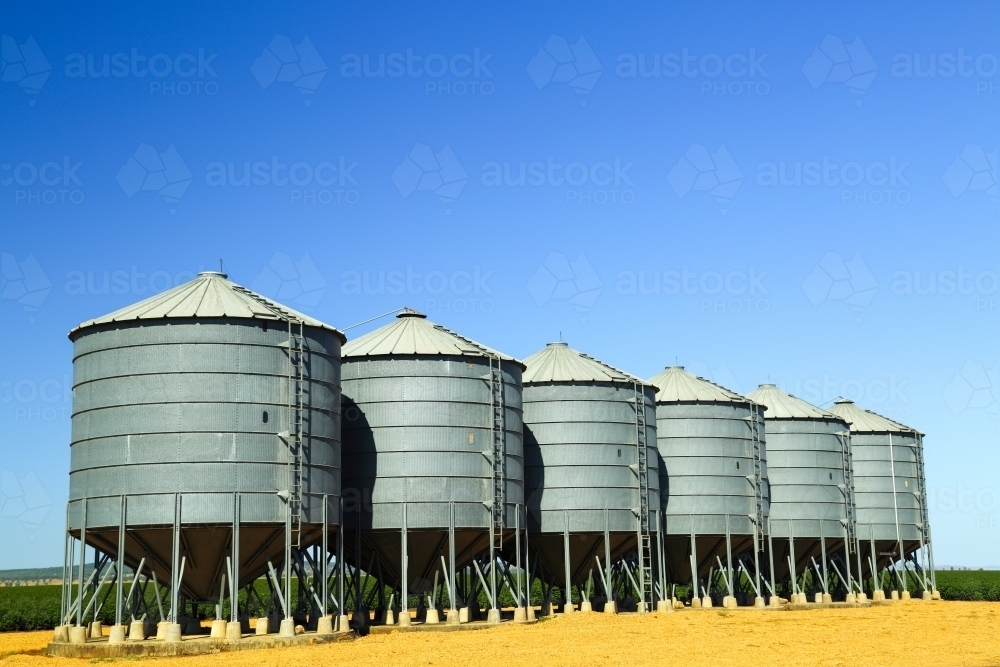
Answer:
746 384 857 603
340 311 524 626
828 399 936 600
650 367 768 608
522 342 660 614
62 271 345 643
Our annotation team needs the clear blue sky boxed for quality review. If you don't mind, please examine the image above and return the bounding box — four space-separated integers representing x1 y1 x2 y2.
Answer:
1 2 997 568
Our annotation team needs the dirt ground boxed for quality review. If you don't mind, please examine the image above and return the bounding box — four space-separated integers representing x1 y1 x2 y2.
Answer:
2 602 998 667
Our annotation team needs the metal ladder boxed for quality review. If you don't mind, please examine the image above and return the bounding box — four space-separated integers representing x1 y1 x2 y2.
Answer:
488 354 506 539
837 429 858 552
747 404 765 547
633 381 652 610
912 432 933 584
231 285 306 547
286 318 305 547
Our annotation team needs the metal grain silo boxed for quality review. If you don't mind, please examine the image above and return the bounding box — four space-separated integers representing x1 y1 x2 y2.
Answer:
63 271 344 639
340 311 524 624
522 342 659 614
828 399 936 598
746 384 857 602
649 367 768 607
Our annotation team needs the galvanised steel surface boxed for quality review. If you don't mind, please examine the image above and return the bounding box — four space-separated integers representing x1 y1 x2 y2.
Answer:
523 343 659 534
66 272 344 599
521 343 658 583
655 401 768 536
829 399 924 545
342 357 524 529
746 384 851 540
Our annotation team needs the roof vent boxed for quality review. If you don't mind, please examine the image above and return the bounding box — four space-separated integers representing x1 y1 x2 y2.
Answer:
396 308 427 319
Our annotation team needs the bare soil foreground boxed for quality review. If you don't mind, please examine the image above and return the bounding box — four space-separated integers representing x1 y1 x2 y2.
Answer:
3 602 999 667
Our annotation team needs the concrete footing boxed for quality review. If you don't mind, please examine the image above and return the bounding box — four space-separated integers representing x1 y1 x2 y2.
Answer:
691 597 701 608
398 611 411 627
513 607 527 622
255 617 269 635
446 609 460 625
857 592 868 602
337 614 350 631
128 620 145 641
845 593 857 604
701 596 713 608
604 600 617 614
769 596 782 607
155 621 169 640
384 610 395 626
932 590 941 600
165 624 182 643
53 626 69 643
278 619 295 638
656 600 672 613
226 621 243 641
563 603 574 614
107 626 127 645
901 590 911 601
69 627 88 644
890 590 899 601
822 593 833 604
459 608 469 623
754 596 765 608
526 605 536 621
922 590 932 601
425 608 440 625
580 600 593 613
210 620 227 639
89 621 102 638
872 590 885 602
540 601 553 616
813 593 823 604
487 609 501 625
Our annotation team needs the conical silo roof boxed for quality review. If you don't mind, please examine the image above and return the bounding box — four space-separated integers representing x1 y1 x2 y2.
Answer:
647 365 748 404
342 309 523 366
746 383 841 421
522 342 651 385
69 270 343 339
828 399 922 434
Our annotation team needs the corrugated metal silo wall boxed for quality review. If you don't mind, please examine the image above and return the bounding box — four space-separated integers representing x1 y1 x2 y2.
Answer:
68 319 343 530
850 431 922 542
522 383 658 534
763 418 849 539
341 356 524 531
657 402 762 537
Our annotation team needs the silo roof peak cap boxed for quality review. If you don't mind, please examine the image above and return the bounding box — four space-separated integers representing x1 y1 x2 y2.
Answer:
198 270 228 278
667 365 684 369
396 309 427 319
547 341 569 347
834 398 854 404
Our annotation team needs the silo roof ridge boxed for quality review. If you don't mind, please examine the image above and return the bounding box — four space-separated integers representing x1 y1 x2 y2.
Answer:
521 342 652 385
746 383 844 421
342 312 523 367
69 271 343 339
647 365 749 404
828 398 922 434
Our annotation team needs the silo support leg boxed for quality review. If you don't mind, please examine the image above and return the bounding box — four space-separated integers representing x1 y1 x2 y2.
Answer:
563 510 573 613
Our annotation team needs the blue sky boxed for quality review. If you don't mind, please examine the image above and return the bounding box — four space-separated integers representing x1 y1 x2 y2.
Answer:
1 2 997 568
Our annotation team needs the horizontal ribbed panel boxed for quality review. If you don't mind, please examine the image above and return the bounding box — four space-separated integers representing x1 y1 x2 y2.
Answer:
70 320 342 522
